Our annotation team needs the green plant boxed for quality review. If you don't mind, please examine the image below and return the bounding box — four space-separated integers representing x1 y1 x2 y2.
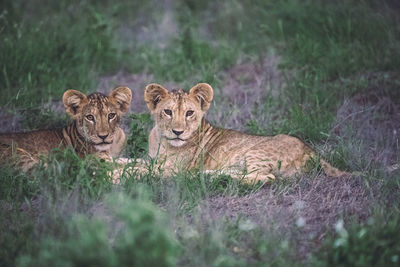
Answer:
313 214 400 266
0 1 121 107
0 164 39 201
126 113 153 158
16 192 179 267
20 108 71 130
109 193 179 266
178 216 296 267
35 147 114 200
0 210 35 267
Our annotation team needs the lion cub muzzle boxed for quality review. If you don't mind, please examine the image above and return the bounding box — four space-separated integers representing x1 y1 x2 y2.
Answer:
167 129 186 147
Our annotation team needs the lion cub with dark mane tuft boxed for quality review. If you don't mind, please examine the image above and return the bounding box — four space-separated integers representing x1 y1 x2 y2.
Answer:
0 87 132 172
144 83 348 182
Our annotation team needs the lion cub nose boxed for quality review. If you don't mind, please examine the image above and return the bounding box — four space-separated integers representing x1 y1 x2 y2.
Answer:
98 134 109 140
172 130 184 136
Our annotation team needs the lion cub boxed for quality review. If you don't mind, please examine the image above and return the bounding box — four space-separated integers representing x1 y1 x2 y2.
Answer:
144 83 347 182
0 87 132 172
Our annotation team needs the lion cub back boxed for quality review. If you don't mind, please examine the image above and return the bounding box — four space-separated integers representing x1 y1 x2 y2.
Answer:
0 129 64 154
0 129 65 171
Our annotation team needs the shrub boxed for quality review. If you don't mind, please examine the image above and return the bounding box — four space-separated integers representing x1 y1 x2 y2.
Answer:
314 215 400 266
17 192 179 267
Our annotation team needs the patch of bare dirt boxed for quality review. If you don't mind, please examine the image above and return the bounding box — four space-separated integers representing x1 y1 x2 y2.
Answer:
0 72 155 133
333 72 400 170
201 174 371 256
115 0 178 49
97 71 172 134
98 71 154 114
208 54 285 130
98 72 191 113
0 51 285 134
220 55 283 102
0 108 23 133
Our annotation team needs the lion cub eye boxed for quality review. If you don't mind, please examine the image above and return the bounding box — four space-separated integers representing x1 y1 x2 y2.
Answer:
164 109 172 116
108 113 116 120
86 115 95 121
186 110 194 117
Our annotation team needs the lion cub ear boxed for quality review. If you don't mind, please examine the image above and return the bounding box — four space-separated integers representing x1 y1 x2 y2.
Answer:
189 83 214 111
144 83 169 112
63 89 88 118
109 86 132 114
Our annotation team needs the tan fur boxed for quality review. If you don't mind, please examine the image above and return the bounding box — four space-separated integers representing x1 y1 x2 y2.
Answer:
144 83 348 182
0 87 132 172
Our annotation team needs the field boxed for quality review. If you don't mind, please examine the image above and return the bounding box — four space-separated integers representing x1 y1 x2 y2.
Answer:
1 0 400 266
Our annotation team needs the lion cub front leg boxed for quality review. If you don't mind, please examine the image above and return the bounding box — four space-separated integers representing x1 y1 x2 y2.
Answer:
0 145 39 173
242 171 276 183
203 167 276 184
16 148 39 173
110 157 152 184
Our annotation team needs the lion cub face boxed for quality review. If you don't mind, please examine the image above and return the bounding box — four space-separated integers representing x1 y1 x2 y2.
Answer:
145 83 213 147
63 87 132 152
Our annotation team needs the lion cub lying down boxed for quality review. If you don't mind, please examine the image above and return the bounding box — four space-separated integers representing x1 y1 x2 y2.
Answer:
0 87 132 172
144 83 348 182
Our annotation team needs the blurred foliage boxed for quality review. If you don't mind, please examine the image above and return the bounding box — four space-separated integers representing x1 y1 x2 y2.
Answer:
35 147 114 200
126 113 152 158
16 193 179 267
0 164 39 201
314 213 400 266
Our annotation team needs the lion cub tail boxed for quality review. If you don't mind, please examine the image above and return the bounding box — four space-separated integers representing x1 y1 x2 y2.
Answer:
320 159 350 178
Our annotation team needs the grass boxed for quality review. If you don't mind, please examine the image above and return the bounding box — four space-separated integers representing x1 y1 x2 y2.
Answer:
126 113 152 158
313 212 400 266
15 192 179 267
127 31 236 87
0 0 154 107
1 0 400 266
200 0 400 140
